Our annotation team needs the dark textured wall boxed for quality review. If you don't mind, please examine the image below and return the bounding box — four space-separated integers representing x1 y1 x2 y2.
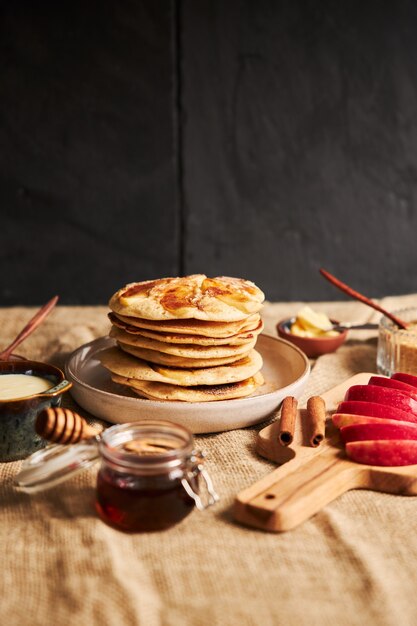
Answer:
1 1 417 304
0 0 178 305
181 0 417 300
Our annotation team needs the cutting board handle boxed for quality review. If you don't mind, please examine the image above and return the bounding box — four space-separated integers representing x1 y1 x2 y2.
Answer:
234 451 364 532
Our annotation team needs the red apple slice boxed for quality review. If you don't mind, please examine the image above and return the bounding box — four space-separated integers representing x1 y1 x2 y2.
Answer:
344 385 417 417
392 373 417 388
340 422 417 444
337 401 417 423
368 376 417 400
332 413 414 429
346 440 417 466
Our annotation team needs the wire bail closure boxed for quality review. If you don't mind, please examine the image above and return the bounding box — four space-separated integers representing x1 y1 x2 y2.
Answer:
181 450 220 511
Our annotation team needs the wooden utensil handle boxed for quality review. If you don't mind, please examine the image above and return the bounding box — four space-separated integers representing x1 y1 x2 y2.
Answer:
319 268 408 329
234 452 362 532
35 407 101 444
0 295 59 360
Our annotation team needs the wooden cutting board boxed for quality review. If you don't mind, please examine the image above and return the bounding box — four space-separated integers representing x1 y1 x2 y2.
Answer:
234 372 417 532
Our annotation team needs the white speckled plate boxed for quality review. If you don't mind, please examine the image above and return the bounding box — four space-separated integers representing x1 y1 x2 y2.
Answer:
65 334 310 434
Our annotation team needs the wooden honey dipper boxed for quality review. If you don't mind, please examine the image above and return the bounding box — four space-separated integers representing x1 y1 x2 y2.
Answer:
35 407 102 444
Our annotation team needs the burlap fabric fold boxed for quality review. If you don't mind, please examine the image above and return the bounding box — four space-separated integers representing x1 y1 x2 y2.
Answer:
1 296 417 626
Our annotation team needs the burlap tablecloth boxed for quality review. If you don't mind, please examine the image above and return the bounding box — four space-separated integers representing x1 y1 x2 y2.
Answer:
2 295 417 626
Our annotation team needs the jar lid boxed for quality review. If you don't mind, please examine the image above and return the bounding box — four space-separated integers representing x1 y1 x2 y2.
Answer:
15 441 100 493
99 420 195 473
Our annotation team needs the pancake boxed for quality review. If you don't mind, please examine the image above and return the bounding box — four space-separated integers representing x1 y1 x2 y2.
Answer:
118 344 248 368
109 312 264 346
99 347 263 386
109 312 261 337
109 275 264 322
103 274 265 402
111 371 265 402
110 326 256 358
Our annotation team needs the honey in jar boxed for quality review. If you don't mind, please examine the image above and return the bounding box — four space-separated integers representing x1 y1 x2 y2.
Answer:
95 420 216 532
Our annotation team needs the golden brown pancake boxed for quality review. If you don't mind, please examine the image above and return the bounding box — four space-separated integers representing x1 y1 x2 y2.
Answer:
111 371 265 402
117 344 249 368
109 275 264 322
99 347 263 386
110 326 256 358
109 312 261 337
108 312 264 346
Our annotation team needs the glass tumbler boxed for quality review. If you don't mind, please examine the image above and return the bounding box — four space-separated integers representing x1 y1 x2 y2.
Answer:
377 307 417 376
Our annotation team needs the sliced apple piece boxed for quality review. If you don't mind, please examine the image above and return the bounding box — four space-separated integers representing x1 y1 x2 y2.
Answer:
201 277 263 314
344 385 417 418
346 440 417 466
392 373 417 388
368 376 417 401
158 277 199 315
340 422 417 444
120 278 171 304
337 401 417 423
332 413 414 429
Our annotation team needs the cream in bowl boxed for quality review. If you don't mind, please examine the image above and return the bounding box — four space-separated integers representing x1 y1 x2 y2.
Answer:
0 360 72 462
0 374 53 400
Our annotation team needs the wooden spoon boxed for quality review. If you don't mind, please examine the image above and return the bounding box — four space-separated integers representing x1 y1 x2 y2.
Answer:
319 268 408 329
0 295 59 360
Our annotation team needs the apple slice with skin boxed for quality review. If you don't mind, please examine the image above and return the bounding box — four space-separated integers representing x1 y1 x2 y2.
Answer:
332 413 415 429
337 401 417 424
392 373 417 388
340 422 417 444
368 376 417 401
346 440 417 466
344 385 417 418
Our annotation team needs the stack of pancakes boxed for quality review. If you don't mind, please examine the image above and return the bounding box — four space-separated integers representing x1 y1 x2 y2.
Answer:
99 275 265 402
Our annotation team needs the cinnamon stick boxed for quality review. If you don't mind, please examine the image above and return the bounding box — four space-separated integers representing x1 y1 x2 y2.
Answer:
278 396 298 446
307 396 326 447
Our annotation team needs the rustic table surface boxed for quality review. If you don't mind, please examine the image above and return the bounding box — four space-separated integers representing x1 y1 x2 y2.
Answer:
2 294 417 626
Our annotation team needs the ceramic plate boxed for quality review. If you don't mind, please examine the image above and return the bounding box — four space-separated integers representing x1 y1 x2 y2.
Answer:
65 334 310 434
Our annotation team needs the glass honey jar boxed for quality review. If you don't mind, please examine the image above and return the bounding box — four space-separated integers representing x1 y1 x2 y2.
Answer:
15 419 219 531
96 420 218 531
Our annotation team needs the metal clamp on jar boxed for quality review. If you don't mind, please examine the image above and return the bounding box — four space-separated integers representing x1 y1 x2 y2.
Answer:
15 419 219 532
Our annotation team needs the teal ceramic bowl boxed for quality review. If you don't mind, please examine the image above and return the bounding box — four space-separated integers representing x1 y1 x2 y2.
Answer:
0 360 72 462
